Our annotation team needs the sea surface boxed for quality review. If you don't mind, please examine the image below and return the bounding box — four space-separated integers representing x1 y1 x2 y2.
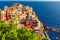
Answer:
0 1 60 40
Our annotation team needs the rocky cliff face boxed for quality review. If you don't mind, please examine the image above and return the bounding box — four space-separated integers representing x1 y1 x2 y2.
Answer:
12 3 45 37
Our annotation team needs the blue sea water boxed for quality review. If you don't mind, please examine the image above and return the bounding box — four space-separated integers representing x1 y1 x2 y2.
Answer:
45 30 60 40
0 1 60 40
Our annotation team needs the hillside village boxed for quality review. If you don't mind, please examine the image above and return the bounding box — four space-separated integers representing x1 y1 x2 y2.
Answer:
0 3 45 38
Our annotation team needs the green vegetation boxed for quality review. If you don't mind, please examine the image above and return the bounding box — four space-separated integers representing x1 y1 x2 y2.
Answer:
0 20 47 40
40 37 48 40
0 20 38 40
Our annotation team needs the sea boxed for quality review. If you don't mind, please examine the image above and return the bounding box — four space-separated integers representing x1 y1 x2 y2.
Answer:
0 1 60 40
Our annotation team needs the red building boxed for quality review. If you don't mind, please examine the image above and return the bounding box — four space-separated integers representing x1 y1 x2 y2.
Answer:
0 10 2 20
6 10 12 22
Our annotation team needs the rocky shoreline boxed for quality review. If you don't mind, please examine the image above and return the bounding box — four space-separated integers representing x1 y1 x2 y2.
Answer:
43 25 60 34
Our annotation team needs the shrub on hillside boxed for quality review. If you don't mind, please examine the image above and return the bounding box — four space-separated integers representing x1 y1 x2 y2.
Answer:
0 20 38 40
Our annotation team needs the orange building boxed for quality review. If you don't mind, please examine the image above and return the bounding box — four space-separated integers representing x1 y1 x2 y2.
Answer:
25 20 31 29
